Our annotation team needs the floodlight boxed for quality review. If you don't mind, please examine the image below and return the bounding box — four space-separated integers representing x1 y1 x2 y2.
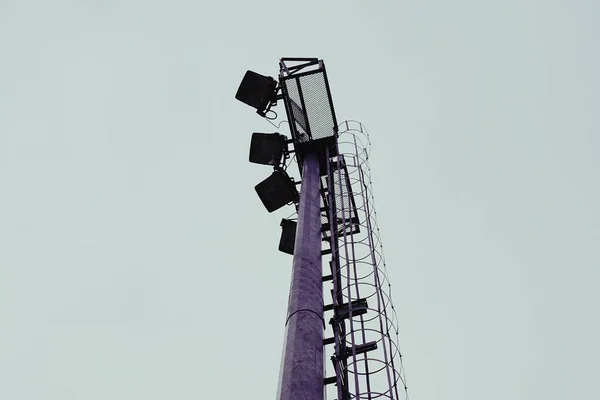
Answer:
235 70 278 116
249 132 287 166
254 170 299 213
278 219 297 255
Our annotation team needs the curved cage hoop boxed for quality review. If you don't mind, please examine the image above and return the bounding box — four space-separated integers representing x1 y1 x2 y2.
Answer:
323 121 409 400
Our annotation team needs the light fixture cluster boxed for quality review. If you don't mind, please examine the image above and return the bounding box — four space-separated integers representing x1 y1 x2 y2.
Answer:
236 70 299 254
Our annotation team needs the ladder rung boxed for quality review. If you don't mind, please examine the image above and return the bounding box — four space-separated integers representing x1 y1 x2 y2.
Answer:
324 376 337 385
323 337 335 345
344 341 378 358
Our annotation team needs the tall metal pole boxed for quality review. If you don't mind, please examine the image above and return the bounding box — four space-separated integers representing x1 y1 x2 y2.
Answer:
277 151 324 400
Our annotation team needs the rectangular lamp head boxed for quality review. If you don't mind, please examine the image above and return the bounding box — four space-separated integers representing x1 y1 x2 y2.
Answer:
249 132 286 166
278 219 297 255
235 70 277 112
254 170 299 213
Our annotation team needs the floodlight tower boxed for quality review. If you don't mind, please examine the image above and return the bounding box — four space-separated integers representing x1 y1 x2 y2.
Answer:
235 58 408 400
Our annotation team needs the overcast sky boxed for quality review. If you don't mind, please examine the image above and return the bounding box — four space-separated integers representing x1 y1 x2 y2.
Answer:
1 1 599 399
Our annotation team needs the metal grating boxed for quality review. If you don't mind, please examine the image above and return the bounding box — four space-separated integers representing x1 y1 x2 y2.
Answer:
282 70 336 144
320 156 360 242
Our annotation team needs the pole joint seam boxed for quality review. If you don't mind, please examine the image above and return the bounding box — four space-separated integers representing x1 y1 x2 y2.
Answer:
286 308 326 329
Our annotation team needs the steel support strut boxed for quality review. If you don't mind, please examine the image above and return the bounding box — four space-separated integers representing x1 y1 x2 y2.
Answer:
277 152 324 400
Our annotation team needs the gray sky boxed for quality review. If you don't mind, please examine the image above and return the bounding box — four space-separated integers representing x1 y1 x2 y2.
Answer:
1 1 599 399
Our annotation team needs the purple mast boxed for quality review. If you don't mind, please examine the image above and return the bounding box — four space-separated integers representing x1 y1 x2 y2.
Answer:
277 151 324 400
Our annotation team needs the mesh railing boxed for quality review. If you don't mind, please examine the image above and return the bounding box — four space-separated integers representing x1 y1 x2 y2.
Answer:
282 70 336 143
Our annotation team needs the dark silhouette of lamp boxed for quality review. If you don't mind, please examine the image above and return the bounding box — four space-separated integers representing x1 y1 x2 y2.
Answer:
249 132 288 167
235 70 278 117
279 219 297 255
254 170 299 212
